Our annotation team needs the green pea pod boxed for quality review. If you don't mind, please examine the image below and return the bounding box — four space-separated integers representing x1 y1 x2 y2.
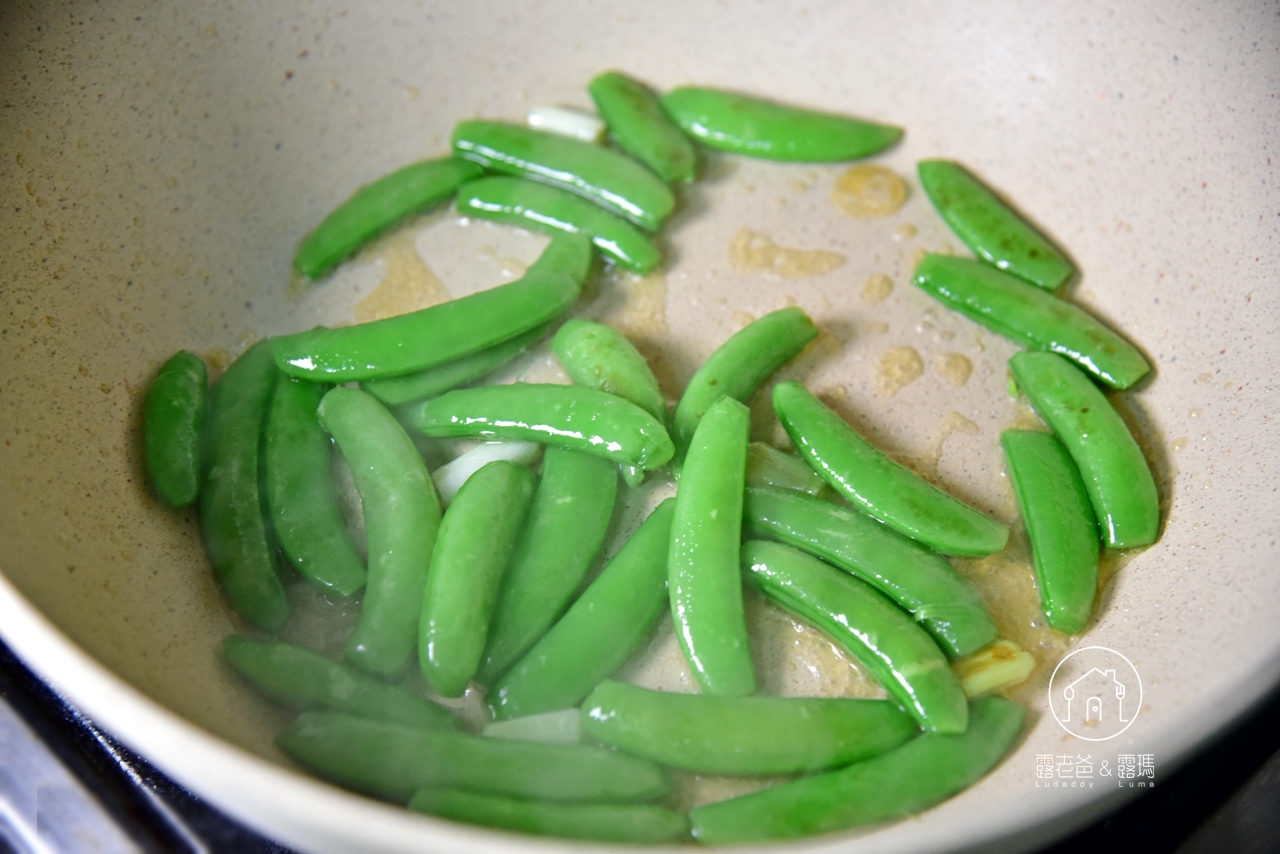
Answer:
272 253 580 382
477 448 618 685
524 230 596 285
458 175 662 273
773 381 1008 556
360 321 554 408
914 253 1149 389
552 319 667 424
672 307 818 464
222 636 456 730
669 395 755 696
588 71 697 184
581 680 917 776
264 375 366 598
743 540 968 733
660 87 902 162
743 486 997 658
278 711 671 804
688 696 1025 844
745 442 826 496
917 159 1074 291
1009 351 1159 549
1001 431 1100 633
408 788 691 844
294 157 483 279
488 498 676 721
419 461 537 697
144 350 207 507
199 340 289 631
318 387 441 678
404 383 674 471
452 120 675 231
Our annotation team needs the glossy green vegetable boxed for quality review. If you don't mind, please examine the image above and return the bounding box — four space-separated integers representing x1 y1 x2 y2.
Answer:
294 157 483 279
743 486 997 658
917 159 1074 290
144 349 207 507
483 708 581 744
588 71 697 184
408 789 690 843
552 319 666 423
477 448 617 684
745 442 826 496
222 636 456 730
272 254 580 382
317 387 441 678
199 340 289 631
263 375 365 597
581 680 917 776
452 120 675 231
672 306 818 462
404 383 674 471
1009 351 1159 549
419 460 536 697
743 540 968 733
458 175 662 273
278 711 671 804
1002 431 1099 633
669 395 755 696
773 381 1008 556
914 253 1149 389
689 696 1025 843
661 87 902 162
488 498 676 721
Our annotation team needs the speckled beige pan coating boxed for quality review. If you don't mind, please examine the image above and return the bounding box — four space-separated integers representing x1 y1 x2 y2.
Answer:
1 3 1277 853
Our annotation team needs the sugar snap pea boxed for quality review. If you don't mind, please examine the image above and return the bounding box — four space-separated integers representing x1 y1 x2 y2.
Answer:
1001 430 1099 633
917 159 1074 291
452 120 675 231
688 696 1024 843
914 253 1150 389
458 175 662 273
222 636 456 730
669 395 755 696
404 383 674 471
745 442 826 496
588 71 697 184
419 460 536 697
582 680 917 776
552 319 666 423
743 486 998 658
294 157 483 280
272 249 580 382
144 349 207 508
263 375 365 598
488 498 676 721
317 387 441 678
672 306 818 463
278 711 671 804
408 788 691 843
660 87 902 162
1009 351 1159 549
743 540 968 733
199 339 289 631
773 381 1008 556
477 448 618 685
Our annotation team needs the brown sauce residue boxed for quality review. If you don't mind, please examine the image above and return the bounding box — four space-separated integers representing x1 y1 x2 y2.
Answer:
874 345 924 396
354 227 449 322
831 164 908 218
729 229 846 279
935 352 974 386
860 272 894 303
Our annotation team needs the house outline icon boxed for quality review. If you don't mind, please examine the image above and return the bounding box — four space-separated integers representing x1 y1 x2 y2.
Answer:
1056 667 1130 725
1048 646 1143 741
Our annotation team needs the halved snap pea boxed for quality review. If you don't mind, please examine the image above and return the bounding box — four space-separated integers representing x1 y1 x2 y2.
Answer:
917 159 1074 291
914 252 1149 389
588 71 697 184
452 120 675 231
743 540 968 733
581 680 917 776
660 87 902 162
688 696 1024 844
144 349 207 508
773 380 1009 556
1009 351 1159 549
